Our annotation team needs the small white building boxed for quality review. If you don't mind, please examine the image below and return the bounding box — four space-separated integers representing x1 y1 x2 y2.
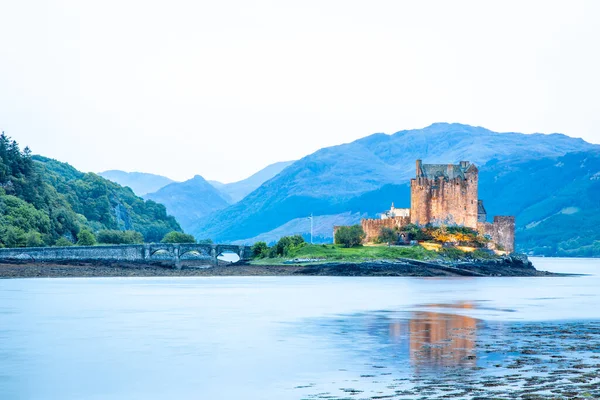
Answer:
380 203 410 220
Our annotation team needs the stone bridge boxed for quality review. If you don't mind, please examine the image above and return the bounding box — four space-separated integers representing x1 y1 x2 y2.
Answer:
0 243 253 269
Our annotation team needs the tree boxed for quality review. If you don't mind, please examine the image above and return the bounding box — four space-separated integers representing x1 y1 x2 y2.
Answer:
77 229 97 246
2 226 27 247
251 241 268 258
378 227 397 245
161 231 196 244
335 225 366 248
26 232 44 247
274 235 305 256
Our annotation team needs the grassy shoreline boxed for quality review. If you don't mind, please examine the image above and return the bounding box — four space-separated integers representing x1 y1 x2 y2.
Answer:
251 243 492 265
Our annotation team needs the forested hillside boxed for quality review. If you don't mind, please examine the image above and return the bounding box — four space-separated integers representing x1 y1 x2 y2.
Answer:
0 133 181 247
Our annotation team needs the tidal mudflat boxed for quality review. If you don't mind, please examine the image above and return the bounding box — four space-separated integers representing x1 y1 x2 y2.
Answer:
292 311 600 399
0 257 598 399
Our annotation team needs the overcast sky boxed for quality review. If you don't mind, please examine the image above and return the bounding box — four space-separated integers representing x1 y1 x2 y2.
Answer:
1 1 599 182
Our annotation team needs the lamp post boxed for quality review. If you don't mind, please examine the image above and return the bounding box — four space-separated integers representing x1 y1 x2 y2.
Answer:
308 214 313 244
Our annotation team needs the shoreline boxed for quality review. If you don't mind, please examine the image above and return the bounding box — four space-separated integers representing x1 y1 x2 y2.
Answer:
0 258 566 279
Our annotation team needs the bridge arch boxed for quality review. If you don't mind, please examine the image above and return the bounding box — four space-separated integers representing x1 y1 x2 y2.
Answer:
14 253 35 261
149 248 174 257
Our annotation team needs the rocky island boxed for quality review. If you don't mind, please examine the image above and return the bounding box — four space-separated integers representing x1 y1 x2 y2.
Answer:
0 243 555 278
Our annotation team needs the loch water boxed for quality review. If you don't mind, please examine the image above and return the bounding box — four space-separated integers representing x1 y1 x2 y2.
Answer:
1 258 599 399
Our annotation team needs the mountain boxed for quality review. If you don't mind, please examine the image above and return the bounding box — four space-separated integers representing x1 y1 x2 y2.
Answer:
98 170 175 196
231 212 367 245
144 175 230 234
478 151 600 256
189 123 599 250
0 132 181 247
209 160 294 203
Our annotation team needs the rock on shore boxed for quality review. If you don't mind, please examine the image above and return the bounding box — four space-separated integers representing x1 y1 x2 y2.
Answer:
289 254 547 277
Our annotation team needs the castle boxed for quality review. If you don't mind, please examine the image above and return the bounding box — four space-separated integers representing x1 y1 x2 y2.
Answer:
353 160 515 252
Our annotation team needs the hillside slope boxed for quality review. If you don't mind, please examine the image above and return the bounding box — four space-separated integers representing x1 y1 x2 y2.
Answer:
35 156 182 243
190 123 598 244
209 160 294 203
0 132 181 247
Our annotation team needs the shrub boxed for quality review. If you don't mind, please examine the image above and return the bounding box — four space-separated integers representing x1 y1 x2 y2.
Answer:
97 230 144 244
439 247 467 260
76 229 97 246
161 231 196 244
251 241 268 258
401 224 432 241
267 246 278 258
472 249 497 259
378 227 397 245
335 225 366 248
55 237 74 247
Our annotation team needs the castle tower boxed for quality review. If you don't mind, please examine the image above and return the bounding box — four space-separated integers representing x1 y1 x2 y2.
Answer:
410 160 479 228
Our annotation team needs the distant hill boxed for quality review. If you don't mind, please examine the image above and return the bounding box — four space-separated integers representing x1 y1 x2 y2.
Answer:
145 175 230 234
209 160 294 203
99 170 175 196
189 123 599 254
0 132 181 247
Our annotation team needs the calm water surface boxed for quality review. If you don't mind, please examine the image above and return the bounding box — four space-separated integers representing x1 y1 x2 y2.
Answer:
0 258 599 399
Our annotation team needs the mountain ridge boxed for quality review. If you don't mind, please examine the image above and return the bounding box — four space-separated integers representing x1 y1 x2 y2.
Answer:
144 175 230 234
189 123 599 248
99 170 175 196
208 160 295 203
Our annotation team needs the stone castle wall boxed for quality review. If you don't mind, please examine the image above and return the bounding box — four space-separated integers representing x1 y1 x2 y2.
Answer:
410 167 479 229
361 216 410 243
477 216 515 253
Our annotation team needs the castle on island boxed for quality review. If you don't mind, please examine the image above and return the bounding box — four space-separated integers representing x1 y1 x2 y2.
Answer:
350 160 515 252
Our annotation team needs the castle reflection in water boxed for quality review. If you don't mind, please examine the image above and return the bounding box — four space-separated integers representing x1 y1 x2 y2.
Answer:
305 302 482 374
389 303 478 372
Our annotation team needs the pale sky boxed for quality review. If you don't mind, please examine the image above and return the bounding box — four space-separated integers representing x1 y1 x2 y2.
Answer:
1 1 599 183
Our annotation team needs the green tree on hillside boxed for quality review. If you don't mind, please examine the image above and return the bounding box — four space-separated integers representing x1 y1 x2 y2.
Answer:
77 229 97 246
161 231 196 244
26 232 44 247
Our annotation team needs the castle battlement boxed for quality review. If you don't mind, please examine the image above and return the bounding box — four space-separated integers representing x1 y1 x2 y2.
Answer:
411 159 479 229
